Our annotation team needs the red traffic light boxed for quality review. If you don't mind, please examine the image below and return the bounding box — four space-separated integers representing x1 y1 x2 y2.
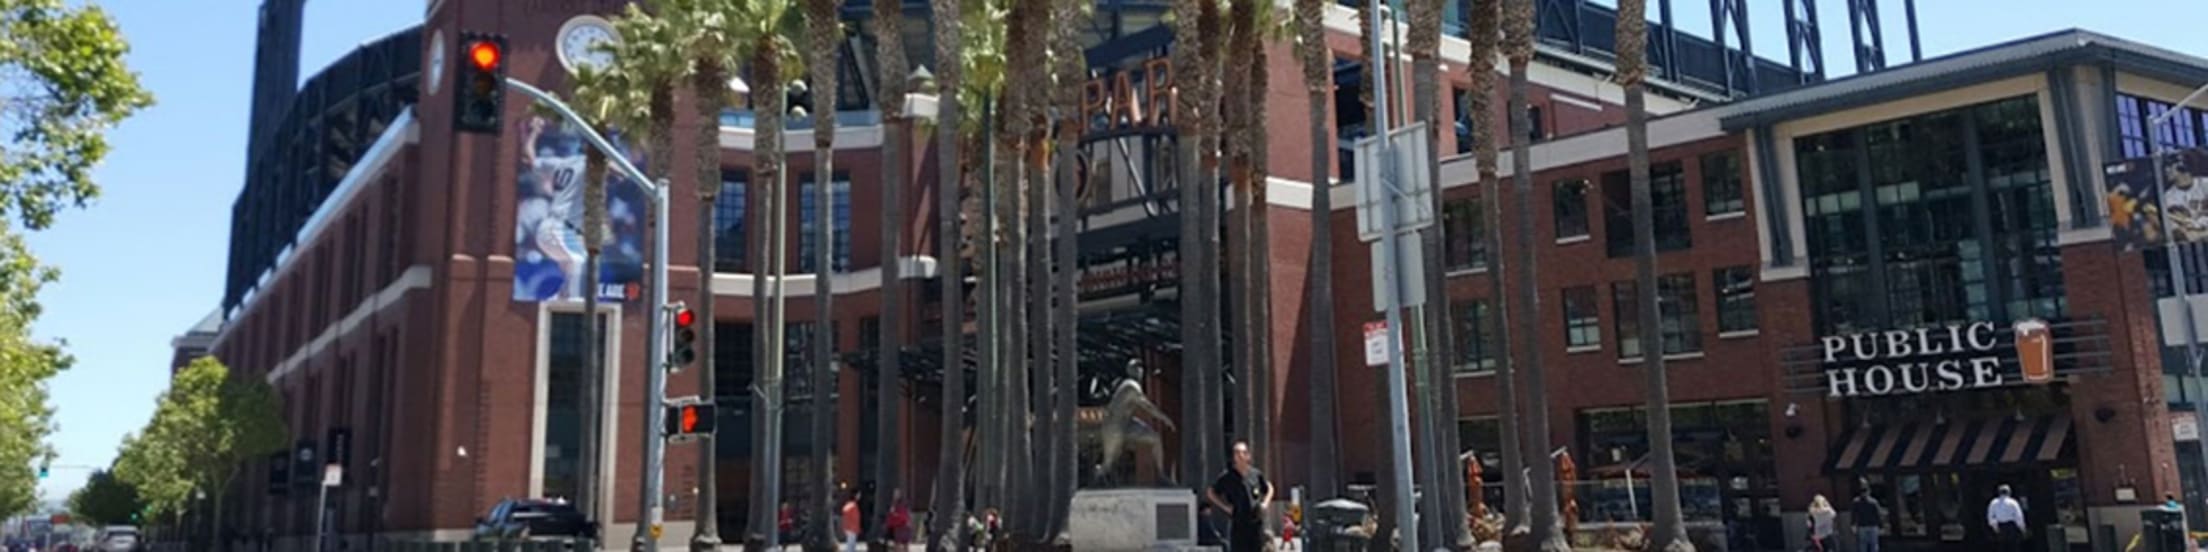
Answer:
680 405 701 433
468 40 502 71
675 308 696 328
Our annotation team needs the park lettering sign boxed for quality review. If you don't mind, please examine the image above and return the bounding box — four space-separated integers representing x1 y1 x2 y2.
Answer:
1820 322 2009 398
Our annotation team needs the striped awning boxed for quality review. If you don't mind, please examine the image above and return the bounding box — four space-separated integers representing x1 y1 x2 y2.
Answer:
1828 416 2075 472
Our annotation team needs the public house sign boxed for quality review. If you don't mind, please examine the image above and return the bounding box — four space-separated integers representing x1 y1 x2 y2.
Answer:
1819 320 2053 398
1082 57 1175 140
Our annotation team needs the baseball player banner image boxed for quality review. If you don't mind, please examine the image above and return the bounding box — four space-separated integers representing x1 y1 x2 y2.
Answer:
2106 147 2208 250
513 116 648 303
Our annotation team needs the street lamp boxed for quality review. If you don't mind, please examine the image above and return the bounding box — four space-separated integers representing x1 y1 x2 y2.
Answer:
2151 80 2208 527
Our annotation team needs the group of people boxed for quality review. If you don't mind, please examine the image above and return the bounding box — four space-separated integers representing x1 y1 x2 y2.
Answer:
1806 484 2033 552
778 487 914 551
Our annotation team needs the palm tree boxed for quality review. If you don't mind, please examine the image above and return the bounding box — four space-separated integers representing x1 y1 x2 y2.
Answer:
1171 0 1220 499
1461 0 1526 532
867 0 911 547
1239 0 1279 483
1002 0 1054 541
1222 0 1280 485
1043 0 1089 541
926 0 970 544
1614 1 1692 550
800 1 847 550
1503 0 1569 549
954 0 1010 526
568 48 645 534
1194 0 1229 495
1291 0 1342 504
1405 0 1462 545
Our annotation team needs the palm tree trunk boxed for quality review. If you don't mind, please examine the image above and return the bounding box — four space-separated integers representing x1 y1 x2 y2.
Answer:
1194 0 1229 497
1016 8 1055 535
1406 0 1458 546
580 143 608 531
757 36 797 551
1614 1 1692 549
869 0 910 546
805 3 846 549
1241 0 1277 498
928 0 968 546
1460 0 1524 531
1223 0 1254 469
690 59 729 551
1171 0 1213 499
1504 0 1568 549
1292 0 1342 503
1046 1 1085 540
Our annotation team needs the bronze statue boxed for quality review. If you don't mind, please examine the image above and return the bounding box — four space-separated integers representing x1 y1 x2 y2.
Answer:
1080 359 1178 486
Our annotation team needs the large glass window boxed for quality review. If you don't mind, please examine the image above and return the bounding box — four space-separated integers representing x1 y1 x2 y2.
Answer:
1603 162 1691 258
1564 286 1601 350
1716 266 1757 334
1443 198 1487 271
1453 298 1500 373
544 311 605 501
798 177 854 273
1796 96 2063 334
1702 150 1745 216
1554 179 1590 240
1613 274 1700 359
715 171 749 272
1575 401 1776 526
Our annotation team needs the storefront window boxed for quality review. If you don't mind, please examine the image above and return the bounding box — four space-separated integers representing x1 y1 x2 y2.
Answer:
1797 96 2064 334
1575 401 1777 533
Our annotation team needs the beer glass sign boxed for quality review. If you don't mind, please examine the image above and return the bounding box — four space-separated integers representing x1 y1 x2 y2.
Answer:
2015 318 2054 384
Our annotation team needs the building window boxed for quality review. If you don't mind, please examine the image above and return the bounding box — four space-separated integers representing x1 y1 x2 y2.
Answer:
715 171 749 272
1443 198 1487 271
1454 86 1475 154
798 177 854 273
1603 162 1692 258
544 311 605 501
1716 266 1756 334
1614 274 1701 359
2113 94 2208 167
1702 150 1744 216
1563 286 1600 350
1453 299 1500 373
1796 95 2064 335
1553 179 1590 240
1527 104 1547 143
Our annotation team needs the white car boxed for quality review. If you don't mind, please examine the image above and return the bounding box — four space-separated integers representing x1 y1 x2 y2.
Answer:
92 527 136 552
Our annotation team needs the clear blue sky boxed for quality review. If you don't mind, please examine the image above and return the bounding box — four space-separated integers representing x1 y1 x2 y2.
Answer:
23 0 2208 504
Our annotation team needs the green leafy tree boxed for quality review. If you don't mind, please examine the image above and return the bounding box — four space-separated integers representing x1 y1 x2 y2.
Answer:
67 469 143 526
115 357 287 540
0 229 67 519
0 0 154 230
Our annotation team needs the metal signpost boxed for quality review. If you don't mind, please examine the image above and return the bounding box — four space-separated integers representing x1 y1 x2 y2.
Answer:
1354 0 1428 546
315 464 340 552
502 77 674 552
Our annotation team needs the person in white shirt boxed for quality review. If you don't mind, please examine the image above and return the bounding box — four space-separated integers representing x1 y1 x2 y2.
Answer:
1987 484 2027 552
1807 494 1837 551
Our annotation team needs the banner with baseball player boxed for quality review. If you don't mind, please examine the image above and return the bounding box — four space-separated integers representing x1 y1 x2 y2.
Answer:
513 116 647 302
2106 147 2208 250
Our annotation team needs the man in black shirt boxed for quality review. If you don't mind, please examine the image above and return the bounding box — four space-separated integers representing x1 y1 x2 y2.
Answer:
1207 441 1275 552
1851 487 1884 552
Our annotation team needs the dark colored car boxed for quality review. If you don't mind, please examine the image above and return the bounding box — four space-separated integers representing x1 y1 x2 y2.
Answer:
472 498 597 541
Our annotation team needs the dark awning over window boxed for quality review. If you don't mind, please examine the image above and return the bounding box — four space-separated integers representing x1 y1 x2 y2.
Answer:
1827 415 2074 472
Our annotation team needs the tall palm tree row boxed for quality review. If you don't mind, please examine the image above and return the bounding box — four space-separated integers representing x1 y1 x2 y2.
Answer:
1459 0 1527 533
926 0 969 544
1194 0 1231 492
867 0 910 546
1404 0 1459 546
1502 0 1570 549
953 0 1008 521
1238 0 1279 480
1290 0 1342 504
995 0 1048 540
1045 0 1090 541
1613 0 1693 550
801 1 847 550
1171 0 1215 498
1222 0 1254 466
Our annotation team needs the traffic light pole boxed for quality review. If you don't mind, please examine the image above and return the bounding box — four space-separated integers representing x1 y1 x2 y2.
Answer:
501 78 673 552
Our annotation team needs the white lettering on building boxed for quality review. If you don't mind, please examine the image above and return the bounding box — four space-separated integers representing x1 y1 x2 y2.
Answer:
1822 322 2015 399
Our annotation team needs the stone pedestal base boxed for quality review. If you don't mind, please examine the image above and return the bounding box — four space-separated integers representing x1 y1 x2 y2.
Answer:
1068 488 1202 551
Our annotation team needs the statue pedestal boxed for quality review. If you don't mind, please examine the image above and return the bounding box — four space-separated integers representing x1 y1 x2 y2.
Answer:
1068 488 1202 551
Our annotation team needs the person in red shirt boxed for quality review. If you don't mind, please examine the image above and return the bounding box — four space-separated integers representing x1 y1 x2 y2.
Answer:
886 489 914 546
778 501 798 544
841 490 864 552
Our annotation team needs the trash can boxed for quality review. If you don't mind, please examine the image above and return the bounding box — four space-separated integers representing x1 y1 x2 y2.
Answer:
2141 509 2187 552
1307 498 1374 552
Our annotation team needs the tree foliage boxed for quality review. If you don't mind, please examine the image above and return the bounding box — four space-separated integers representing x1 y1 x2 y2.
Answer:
0 228 67 518
0 0 154 230
67 469 142 526
114 357 288 521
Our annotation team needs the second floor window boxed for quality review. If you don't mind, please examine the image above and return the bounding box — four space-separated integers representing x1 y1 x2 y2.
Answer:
1454 298 1500 373
1443 198 1487 271
798 177 854 273
1563 286 1600 350
1613 273 1702 359
1603 162 1691 258
1702 150 1744 217
714 172 749 272
1554 179 1590 240
1716 266 1757 334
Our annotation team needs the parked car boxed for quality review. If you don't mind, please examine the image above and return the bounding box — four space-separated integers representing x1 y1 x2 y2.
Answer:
92 527 136 552
472 498 597 541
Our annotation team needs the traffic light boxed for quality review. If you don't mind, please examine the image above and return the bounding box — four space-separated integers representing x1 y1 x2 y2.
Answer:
454 32 507 134
663 401 717 438
668 303 697 369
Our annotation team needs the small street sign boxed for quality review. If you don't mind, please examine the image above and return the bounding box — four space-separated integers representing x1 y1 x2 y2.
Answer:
322 464 343 488
1364 322 1391 367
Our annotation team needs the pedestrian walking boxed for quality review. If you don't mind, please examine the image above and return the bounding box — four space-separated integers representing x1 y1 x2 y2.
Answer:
1988 484 2027 552
1206 441 1275 552
1851 486 1883 552
886 489 913 546
842 489 863 552
1808 494 1836 551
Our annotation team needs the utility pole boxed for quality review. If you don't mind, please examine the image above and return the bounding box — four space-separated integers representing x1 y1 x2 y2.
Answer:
1366 0 1419 549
